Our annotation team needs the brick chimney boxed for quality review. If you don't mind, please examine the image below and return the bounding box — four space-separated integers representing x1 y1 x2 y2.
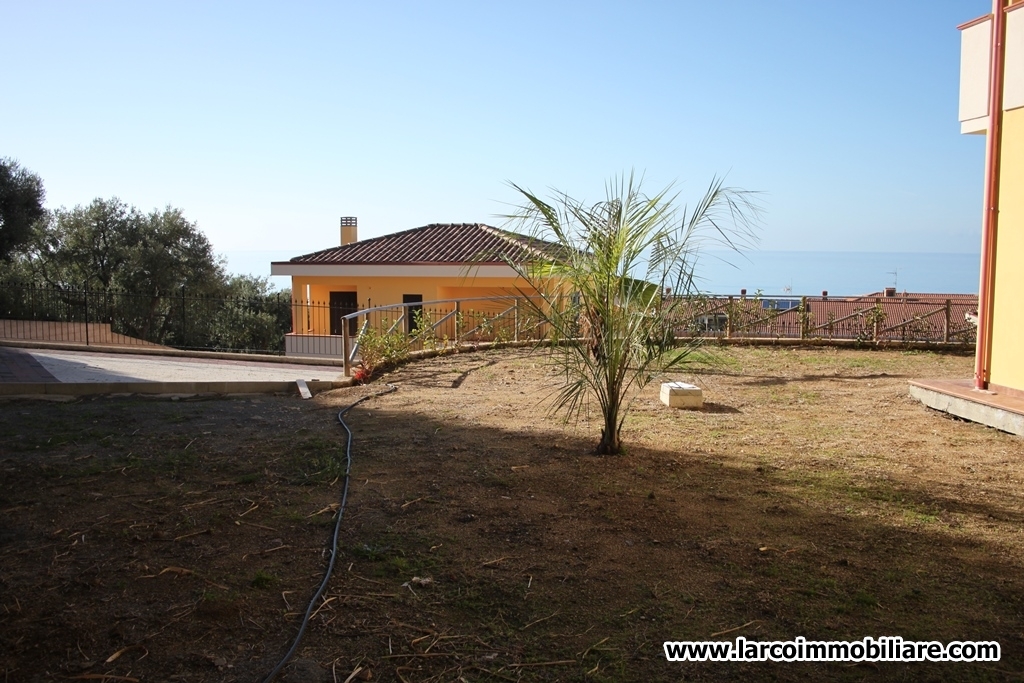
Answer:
340 217 358 246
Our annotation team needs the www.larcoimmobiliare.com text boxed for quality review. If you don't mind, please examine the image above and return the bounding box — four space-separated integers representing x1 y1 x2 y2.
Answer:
664 636 1000 662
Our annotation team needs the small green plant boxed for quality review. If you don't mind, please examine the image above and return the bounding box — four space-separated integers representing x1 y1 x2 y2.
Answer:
411 308 439 351
476 312 494 340
352 543 390 560
517 311 540 340
859 304 886 342
387 556 412 574
454 310 466 341
863 304 886 328
250 570 277 589
493 318 513 344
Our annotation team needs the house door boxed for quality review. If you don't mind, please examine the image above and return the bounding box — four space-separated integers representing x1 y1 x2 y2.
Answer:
329 292 358 336
403 294 423 334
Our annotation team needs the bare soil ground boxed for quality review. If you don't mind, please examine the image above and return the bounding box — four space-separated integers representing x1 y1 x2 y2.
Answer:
2 346 1023 683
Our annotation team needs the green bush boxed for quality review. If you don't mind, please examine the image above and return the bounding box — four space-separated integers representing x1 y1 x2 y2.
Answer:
357 321 409 373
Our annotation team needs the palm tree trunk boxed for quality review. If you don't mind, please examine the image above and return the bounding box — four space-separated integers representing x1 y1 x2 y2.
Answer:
596 397 621 455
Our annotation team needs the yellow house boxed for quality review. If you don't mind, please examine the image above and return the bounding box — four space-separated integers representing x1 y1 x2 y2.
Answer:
910 0 1024 434
270 218 556 357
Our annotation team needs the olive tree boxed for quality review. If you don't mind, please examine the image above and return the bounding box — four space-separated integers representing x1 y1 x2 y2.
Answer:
0 157 46 261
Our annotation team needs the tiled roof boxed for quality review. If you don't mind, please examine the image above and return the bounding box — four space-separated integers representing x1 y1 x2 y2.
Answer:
283 223 564 265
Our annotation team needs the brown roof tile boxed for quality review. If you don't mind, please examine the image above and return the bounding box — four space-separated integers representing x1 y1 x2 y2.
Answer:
283 223 564 265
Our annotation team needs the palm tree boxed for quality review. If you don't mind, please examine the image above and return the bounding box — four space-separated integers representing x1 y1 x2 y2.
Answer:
504 172 760 454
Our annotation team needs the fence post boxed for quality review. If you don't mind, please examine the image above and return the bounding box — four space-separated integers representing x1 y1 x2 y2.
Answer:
944 299 951 343
84 284 90 346
455 300 462 340
726 296 734 339
873 297 880 341
180 286 187 347
800 296 807 340
514 299 519 342
342 316 351 377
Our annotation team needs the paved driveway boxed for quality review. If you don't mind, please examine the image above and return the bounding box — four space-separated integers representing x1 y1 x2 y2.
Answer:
0 346 348 394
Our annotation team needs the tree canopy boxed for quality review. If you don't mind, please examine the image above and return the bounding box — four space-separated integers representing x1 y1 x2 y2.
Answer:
0 158 46 261
505 172 761 454
0 163 294 353
18 197 226 294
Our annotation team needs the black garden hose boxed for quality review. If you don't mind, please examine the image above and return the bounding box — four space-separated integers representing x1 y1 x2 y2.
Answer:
262 383 397 683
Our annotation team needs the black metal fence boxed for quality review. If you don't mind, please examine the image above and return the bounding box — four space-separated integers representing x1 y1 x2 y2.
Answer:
0 281 293 353
0 282 978 357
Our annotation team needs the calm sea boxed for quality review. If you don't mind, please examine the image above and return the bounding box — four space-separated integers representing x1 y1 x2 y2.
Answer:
223 249 982 298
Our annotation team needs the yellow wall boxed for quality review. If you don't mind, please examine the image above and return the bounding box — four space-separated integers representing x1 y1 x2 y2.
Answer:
989 106 1024 391
288 274 532 335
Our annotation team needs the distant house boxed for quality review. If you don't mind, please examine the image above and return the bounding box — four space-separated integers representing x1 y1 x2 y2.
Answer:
910 2 1024 435
270 219 559 353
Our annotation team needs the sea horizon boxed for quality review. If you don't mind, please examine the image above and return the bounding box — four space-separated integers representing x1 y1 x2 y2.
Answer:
223 249 982 298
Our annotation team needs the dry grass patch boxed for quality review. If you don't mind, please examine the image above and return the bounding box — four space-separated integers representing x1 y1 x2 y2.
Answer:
1 346 1022 682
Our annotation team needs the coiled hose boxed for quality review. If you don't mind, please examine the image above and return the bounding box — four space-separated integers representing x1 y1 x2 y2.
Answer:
262 383 398 683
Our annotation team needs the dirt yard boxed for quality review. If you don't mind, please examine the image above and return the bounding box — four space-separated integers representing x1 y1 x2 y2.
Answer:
2 346 1022 682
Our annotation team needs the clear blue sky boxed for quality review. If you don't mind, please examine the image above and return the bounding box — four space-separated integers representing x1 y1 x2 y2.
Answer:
1 1 992 258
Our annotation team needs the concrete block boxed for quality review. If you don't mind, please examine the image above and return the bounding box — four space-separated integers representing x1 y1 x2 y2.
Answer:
660 381 702 409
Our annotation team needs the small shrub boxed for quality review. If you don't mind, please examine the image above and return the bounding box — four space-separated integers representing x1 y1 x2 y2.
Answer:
411 308 439 351
358 321 409 373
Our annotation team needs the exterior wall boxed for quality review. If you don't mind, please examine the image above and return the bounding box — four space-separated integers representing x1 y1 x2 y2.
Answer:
288 274 529 336
988 106 1024 391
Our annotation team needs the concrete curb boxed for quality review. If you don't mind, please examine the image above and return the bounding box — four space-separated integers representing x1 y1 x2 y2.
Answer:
0 339 349 367
0 379 354 398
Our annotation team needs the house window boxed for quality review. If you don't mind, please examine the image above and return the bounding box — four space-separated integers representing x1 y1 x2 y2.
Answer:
696 314 728 332
762 299 800 311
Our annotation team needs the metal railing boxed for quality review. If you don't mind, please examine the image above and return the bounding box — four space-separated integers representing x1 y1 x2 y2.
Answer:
323 297 547 375
0 281 294 354
1 282 977 369
668 294 977 344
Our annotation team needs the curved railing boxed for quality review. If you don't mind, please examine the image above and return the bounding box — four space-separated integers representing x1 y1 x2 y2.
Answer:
0 281 976 368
